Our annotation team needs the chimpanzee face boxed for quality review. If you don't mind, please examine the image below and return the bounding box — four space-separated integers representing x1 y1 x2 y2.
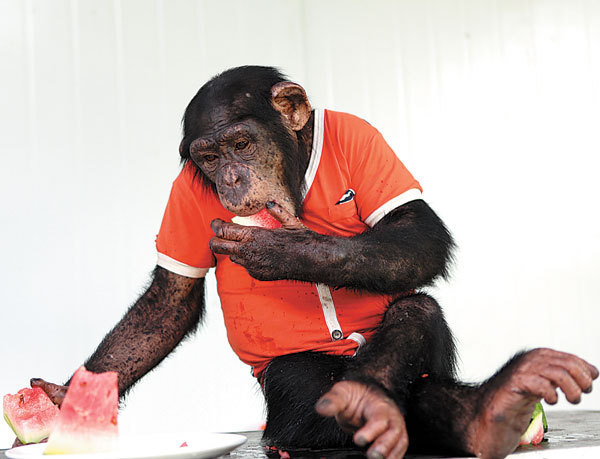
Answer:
188 104 297 217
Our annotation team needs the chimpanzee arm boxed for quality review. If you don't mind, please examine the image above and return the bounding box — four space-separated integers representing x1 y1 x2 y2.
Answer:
81 266 205 396
210 199 454 295
333 199 455 293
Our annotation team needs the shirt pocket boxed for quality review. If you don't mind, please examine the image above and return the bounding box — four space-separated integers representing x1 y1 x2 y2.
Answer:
327 200 358 221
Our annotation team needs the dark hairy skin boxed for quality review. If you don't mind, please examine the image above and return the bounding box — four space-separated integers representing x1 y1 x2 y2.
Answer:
83 267 205 395
29 267 204 400
17 267 204 448
180 67 311 218
263 293 456 458
197 68 597 458
25 66 598 458
210 199 454 294
189 114 299 217
263 318 598 459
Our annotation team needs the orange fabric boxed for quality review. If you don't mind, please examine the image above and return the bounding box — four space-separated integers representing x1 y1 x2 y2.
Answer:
156 109 422 378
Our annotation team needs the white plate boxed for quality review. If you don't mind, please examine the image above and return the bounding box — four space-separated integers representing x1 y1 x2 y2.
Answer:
5 432 247 459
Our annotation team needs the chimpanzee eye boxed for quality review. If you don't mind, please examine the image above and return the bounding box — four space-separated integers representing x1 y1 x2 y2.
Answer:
235 140 249 150
203 154 218 163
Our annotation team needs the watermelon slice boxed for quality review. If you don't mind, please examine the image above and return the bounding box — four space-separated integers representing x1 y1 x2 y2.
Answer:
3 387 59 444
519 402 547 446
232 209 282 229
44 366 118 455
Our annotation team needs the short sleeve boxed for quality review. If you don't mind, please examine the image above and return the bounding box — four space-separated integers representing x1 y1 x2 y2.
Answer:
350 128 423 227
155 166 219 278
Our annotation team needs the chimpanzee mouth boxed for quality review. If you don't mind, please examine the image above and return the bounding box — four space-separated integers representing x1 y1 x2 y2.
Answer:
218 193 265 217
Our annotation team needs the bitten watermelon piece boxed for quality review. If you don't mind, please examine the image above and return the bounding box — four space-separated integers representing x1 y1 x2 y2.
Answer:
3 387 59 444
232 209 282 229
519 402 547 446
44 366 118 455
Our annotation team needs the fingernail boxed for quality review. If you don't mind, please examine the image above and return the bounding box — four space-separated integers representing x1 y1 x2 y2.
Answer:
355 436 368 447
30 378 42 385
315 398 330 409
266 201 276 209
367 450 384 459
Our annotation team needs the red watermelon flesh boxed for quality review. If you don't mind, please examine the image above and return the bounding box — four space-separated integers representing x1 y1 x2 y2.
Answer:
232 209 282 229
3 387 59 444
44 366 118 455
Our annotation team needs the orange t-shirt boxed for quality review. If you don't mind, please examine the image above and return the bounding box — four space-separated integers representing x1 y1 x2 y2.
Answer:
156 109 423 379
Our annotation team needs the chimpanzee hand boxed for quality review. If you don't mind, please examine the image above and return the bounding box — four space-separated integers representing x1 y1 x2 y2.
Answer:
316 381 409 459
30 378 68 406
468 348 598 459
209 202 326 281
11 379 67 447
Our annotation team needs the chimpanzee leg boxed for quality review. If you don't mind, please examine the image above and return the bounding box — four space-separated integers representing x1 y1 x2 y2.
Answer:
263 293 456 451
408 348 598 458
404 377 480 454
265 295 598 457
345 292 457 403
338 292 471 455
262 351 354 449
340 292 498 455
343 295 599 457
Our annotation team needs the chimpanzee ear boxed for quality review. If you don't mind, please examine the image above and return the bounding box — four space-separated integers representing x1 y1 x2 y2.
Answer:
271 82 312 131
179 139 188 158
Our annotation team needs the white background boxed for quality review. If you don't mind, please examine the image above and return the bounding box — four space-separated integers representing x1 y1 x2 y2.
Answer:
1 0 599 449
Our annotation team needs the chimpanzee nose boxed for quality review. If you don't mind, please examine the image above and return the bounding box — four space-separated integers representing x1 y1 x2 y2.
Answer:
222 166 244 189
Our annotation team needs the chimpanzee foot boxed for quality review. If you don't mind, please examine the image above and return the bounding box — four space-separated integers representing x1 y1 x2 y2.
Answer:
467 348 598 459
315 380 408 459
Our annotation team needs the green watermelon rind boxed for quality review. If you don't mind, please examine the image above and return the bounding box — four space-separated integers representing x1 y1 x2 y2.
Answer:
3 412 17 438
3 411 49 444
532 402 548 433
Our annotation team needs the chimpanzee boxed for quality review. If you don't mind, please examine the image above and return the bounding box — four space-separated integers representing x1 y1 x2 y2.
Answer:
29 66 597 459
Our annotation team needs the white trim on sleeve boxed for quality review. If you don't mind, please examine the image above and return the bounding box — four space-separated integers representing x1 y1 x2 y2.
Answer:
156 252 209 278
364 188 423 227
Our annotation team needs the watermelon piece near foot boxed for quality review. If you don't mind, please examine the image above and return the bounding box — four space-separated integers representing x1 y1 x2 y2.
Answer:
232 209 282 229
3 387 59 444
519 402 547 446
44 366 118 455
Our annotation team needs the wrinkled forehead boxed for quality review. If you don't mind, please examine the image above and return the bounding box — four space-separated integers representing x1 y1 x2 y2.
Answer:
196 102 258 137
195 90 273 134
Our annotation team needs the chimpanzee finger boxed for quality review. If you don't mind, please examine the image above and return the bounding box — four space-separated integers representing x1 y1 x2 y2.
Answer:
366 425 408 459
551 354 597 393
315 392 347 418
539 365 583 404
518 374 559 405
12 437 24 448
353 416 389 447
584 362 599 393
30 378 67 406
210 219 254 242
229 255 252 268
535 349 599 381
388 437 410 459
208 237 242 256
265 201 306 230
590 363 599 380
